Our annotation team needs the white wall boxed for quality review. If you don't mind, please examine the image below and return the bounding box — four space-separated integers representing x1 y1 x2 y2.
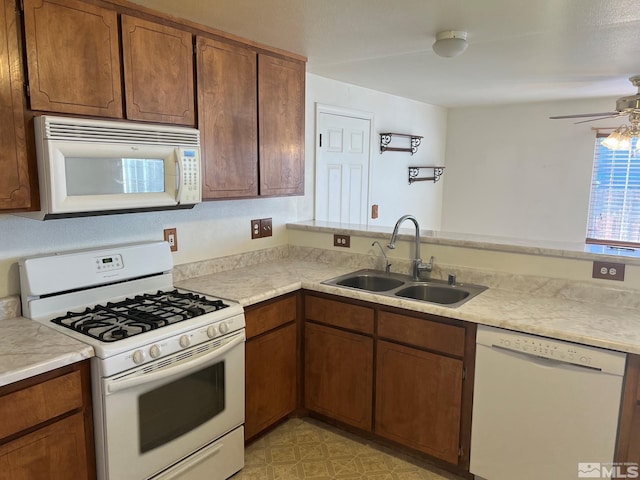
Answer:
441 97 622 243
307 74 448 229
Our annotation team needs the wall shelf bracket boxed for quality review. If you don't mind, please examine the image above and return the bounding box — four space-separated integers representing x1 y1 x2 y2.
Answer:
380 133 423 155
408 166 445 184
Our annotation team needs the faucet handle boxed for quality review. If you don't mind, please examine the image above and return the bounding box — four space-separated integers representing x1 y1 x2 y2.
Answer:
448 274 457 285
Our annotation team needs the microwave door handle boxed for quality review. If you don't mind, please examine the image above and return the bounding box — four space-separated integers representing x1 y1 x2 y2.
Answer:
105 332 245 395
175 149 183 203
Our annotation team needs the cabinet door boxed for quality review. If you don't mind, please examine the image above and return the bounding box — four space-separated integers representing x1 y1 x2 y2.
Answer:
245 323 297 440
0 0 32 210
22 0 122 117
121 15 195 125
0 412 89 480
375 340 463 464
304 322 373 431
258 54 305 196
197 37 258 198
616 354 640 470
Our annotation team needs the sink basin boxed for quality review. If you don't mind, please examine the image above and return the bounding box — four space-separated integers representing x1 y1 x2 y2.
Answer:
322 269 487 308
394 284 469 305
336 274 404 292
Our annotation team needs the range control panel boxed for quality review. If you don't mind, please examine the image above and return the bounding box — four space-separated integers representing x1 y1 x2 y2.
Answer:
476 325 626 375
95 254 124 272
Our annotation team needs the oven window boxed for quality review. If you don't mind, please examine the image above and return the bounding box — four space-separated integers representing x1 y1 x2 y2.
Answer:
138 361 225 453
65 157 165 195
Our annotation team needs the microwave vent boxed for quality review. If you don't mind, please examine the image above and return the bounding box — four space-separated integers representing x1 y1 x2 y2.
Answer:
43 118 200 147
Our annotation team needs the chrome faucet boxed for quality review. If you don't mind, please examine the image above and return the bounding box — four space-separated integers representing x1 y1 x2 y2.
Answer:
387 214 433 281
371 241 391 273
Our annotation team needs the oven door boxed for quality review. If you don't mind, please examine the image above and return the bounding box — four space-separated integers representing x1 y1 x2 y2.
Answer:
99 330 245 480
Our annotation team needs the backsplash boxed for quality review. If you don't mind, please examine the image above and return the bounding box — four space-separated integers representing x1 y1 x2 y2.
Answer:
172 245 289 282
0 296 20 320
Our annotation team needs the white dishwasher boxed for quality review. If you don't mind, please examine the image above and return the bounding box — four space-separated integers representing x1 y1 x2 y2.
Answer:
470 325 626 480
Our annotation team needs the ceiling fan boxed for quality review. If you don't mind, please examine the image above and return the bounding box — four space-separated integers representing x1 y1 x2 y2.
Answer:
550 75 640 124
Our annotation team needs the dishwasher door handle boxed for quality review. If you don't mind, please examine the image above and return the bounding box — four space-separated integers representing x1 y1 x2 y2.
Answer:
490 344 603 372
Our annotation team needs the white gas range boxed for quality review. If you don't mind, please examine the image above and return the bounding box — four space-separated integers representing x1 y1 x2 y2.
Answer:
19 241 245 480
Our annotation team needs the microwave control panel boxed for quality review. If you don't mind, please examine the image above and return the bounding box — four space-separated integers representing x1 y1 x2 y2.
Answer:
178 148 201 204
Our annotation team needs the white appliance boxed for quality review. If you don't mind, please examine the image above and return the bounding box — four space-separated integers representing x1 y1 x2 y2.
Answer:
470 325 626 480
20 241 245 480
20 115 201 220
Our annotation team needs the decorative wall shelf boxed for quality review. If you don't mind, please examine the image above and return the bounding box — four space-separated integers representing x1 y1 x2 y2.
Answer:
380 133 423 155
408 166 445 184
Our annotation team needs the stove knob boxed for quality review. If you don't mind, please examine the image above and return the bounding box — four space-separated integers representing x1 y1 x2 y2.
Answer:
149 344 161 358
219 322 229 334
179 335 191 348
132 350 145 364
207 325 218 338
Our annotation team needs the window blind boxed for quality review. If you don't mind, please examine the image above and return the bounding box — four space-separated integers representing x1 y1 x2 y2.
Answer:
586 135 640 246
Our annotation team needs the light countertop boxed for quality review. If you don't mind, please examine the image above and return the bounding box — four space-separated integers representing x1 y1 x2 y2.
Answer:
177 258 640 355
0 316 94 387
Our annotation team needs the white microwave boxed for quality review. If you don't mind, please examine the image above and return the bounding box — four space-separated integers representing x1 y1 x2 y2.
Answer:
20 115 202 220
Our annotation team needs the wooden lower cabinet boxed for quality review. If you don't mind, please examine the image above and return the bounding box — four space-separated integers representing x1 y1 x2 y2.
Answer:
0 412 89 480
302 292 475 473
375 340 463 464
0 360 95 480
304 321 373 431
616 353 640 469
244 294 299 440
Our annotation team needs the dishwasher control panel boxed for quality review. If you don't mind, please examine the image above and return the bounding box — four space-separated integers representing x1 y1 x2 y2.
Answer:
476 325 626 375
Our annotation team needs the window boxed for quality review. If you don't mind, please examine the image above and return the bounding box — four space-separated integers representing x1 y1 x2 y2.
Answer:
586 135 640 246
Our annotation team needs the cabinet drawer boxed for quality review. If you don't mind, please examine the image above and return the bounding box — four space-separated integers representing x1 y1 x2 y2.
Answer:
0 370 83 439
246 295 297 339
305 295 374 334
0 412 88 479
378 311 465 357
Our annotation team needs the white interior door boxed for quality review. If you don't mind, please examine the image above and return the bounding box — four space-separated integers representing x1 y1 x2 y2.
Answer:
315 108 371 224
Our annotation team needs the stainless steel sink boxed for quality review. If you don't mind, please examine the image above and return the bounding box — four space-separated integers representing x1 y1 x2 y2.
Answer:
322 269 487 308
394 284 470 304
335 273 405 291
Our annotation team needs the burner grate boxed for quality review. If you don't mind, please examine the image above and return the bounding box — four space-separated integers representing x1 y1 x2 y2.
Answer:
51 290 228 342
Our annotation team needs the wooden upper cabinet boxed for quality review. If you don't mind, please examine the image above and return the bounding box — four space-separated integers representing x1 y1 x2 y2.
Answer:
0 0 33 210
121 15 195 125
22 0 122 117
258 54 305 196
197 37 258 198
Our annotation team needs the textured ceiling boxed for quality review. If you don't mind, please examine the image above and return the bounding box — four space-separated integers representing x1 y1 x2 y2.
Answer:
130 0 640 108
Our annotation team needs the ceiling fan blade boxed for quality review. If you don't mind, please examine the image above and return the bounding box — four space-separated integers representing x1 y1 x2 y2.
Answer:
549 112 620 119
572 114 625 124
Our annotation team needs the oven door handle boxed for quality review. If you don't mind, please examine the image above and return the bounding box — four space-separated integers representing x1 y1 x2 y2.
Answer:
105 332 245 395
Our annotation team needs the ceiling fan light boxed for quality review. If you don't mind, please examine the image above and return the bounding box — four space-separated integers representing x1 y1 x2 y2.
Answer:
601 134 620 149
601 127 626 149
432 31 468 58
618 135 631 150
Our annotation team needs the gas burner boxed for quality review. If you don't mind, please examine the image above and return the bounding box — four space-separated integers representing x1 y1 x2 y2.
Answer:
51 289 229 342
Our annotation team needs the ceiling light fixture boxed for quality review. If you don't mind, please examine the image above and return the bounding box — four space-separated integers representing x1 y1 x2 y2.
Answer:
602 112 640 151
432 30 468 58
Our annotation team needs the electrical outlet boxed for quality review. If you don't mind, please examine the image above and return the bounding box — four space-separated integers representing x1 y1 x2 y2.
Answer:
592 261 625 281
333 234 350 248
260 218 272 237
251 219 261 239
163 228 178 252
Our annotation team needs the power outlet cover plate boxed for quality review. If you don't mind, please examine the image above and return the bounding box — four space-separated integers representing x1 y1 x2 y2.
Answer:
333 234 350 248
592 261 625 281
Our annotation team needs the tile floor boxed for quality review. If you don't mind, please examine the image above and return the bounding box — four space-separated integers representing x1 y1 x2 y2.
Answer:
231 418 464 480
